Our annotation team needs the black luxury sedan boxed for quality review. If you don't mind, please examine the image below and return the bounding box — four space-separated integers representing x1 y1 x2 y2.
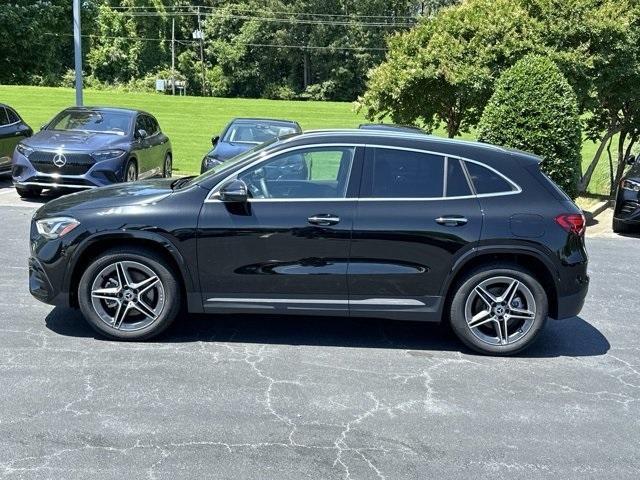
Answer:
28 130 589 355
201 117 301 173
12 107 172 198
613 154 640 233
0 104 32 175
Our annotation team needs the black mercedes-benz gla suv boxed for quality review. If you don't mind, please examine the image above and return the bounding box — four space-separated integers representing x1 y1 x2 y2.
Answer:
28 130 589 355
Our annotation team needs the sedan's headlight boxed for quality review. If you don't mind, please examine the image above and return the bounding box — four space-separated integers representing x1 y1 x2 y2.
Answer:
204 156 223 169
36 217 80 239
621 179 640 192
91 149 126 161
16 143 34 158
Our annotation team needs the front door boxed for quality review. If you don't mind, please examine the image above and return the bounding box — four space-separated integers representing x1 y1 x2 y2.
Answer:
197 145 363 314
348 146 483 320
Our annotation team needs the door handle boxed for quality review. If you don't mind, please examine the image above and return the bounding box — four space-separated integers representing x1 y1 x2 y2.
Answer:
435 216 468 226
308 214 340 226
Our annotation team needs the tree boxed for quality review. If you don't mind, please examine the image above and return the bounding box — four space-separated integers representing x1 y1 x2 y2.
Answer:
478 55 582 198
356 0 538 137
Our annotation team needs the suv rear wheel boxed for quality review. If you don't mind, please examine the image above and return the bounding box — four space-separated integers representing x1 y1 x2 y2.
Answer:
449 264 548 355
78 247 181 340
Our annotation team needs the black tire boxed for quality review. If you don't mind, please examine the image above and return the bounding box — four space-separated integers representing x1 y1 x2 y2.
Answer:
15 185 42 198
448 263 548 356
163 153 173 178
125 159 138 182
77 247 182 341
613 218 631 234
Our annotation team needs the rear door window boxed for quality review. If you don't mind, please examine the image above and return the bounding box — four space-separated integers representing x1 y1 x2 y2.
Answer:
446 158 472 197
368 148 444 198
6 108 19 124
464 161 514 194
0 108 8 126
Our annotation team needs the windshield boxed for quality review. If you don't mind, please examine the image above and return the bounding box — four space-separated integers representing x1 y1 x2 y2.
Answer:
179 139 280 189
223 122 298 144
47 110 131 135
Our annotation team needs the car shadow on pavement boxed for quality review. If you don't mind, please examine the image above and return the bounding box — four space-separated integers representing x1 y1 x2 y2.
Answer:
44 307 609 358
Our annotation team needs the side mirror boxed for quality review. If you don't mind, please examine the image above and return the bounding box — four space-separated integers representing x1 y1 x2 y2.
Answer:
219 179 248 202
211 135 220 146
626 154 636 166
137 129 148 140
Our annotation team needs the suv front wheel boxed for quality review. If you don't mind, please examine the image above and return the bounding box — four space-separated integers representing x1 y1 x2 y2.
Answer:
449 264 548 356
78 247 181 340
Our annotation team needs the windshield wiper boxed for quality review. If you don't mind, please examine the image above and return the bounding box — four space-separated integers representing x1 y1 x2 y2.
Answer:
172 176 196 190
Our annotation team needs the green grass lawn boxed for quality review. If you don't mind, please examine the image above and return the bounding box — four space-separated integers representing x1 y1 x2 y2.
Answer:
0 85 613 194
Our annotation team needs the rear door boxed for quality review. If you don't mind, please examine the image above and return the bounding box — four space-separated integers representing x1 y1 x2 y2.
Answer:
132 114 151 175
144 115 166 177
348 146 482 320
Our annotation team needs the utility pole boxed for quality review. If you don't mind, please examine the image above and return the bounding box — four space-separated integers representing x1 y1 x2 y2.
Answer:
171 17 176 96
73 0 83 106
197 6 206 97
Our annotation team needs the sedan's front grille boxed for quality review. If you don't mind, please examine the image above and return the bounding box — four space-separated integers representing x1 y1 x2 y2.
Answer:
29 151 95 176
620 201 640 216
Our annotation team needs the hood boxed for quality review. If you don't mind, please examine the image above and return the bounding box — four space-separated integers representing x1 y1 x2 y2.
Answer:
24 130 126 152
208 141 255 161
34 178 175 219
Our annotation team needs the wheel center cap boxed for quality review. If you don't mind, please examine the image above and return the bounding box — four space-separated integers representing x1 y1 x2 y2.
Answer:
123 290 135 302
494 305 506 316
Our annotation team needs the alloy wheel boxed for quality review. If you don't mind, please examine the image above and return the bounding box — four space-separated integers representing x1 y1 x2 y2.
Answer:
90 261 165 332
126 163 137 182
164 155 172 177
464 276 536 346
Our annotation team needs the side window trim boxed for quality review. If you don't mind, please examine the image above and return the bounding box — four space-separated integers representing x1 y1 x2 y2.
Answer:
5 107 21 126
204 143 521 202
205 143 364 202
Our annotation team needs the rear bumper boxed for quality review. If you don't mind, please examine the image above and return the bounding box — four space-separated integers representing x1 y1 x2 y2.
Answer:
554 274 589 320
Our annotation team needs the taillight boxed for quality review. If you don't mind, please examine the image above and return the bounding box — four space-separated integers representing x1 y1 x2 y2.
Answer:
555 213 586 236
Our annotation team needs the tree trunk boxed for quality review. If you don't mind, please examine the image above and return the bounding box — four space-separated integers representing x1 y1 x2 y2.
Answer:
578 128 618 193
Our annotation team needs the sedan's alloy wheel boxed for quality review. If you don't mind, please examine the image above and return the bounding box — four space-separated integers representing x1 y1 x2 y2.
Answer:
464 276 536 346
126 163 137 182
90 261 165 331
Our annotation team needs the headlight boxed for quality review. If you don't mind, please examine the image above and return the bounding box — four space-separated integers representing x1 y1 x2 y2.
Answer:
91 149 126 161
35 217 80 239
16 143 34 158
621 179 640 192
204 156 223 169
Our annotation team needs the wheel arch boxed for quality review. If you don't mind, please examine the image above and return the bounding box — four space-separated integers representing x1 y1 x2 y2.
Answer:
65 232 200 312
442 246 560 319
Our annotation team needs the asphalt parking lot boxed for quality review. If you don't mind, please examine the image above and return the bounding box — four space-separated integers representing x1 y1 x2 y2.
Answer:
0 178 639 479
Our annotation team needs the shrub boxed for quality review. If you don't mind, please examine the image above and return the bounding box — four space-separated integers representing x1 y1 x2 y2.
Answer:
263 82 296 100
478 54 582 198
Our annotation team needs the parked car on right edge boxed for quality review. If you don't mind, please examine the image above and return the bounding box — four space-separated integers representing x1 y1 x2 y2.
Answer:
613 154 640 233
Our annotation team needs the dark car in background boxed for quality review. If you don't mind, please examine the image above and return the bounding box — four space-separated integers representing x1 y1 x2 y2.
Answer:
12 107 172 198
201 117 301 173
613 154 640 233
0 104 32 175
359 123 425 134
28 129 588 355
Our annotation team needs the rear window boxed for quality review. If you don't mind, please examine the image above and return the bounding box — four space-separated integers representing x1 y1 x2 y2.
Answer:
465 161 514 194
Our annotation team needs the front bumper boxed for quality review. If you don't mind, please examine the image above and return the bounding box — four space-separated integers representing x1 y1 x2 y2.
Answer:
12 150 126 189
29 256 68 307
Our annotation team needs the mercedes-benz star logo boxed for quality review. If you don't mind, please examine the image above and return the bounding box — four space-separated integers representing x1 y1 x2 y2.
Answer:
52 153 67 168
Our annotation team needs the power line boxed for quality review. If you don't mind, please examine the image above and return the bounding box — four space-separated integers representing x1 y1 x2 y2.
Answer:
44 32 388 51
115 11 415 28
108 4 419 20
